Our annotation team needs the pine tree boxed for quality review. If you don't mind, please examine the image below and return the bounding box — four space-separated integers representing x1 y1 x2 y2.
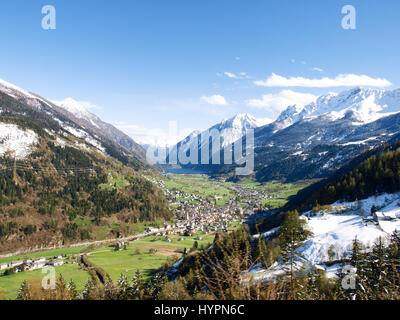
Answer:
116 274 131 300
131 270 145 299
81 279 97 300
367 237 390 298
16 280 31 300
67 279 78 299
103 276 117 300
255 236 268 266
279 210 310 298
148 272 168 299
55 275 70 300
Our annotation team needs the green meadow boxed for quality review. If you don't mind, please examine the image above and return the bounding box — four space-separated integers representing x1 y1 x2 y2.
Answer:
0 246 88 265
161 174 235 206
87 233 215 281
0 263 90 300
238 179 311 209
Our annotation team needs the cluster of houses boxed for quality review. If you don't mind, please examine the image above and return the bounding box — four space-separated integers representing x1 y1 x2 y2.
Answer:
142 175 280 238
144 177 255 237
0 256 64 274
229 183 279 210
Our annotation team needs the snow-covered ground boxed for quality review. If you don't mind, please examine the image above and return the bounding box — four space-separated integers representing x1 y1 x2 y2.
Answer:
249 192 400 281
64 125 105 153
0 122 38 159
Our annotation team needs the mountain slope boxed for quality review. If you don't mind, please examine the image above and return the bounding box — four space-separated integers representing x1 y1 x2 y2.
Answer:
0 78 146 168
170 113 269 171
52 98 146 161
0 89 171 254
286 134 400 212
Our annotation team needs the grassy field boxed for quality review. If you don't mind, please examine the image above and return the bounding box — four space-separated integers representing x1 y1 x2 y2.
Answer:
87 233 215 281
75 218 172 241
0 263 90 300
161 174 235 206
0 232 216 299
0 246 88 265
238 179 311 209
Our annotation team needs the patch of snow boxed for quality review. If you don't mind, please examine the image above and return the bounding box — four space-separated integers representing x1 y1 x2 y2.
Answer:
0 122 38 159
248 193 400 282
340 136 379 146
0 78 36 100
52 98 98 121
55 137 66 147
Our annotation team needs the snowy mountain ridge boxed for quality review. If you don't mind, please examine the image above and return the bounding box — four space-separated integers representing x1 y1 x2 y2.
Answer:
276 87 400 129
52 98 98 122
0 76 146 163
177 113 271 153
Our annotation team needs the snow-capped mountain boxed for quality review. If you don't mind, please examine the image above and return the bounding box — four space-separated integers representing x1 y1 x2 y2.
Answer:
276 87 400 128
0 77 146 163
206 113 271 148
251 87 400 181
0 78 54 110
52 98 98 121
177 87 400 181
173 113 270 162
51 97 146 160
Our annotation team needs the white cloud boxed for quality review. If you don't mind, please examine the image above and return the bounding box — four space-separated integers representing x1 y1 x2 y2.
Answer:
312 67 324 72
201 94 228 105
247 90 318 114
254 73 392 88
224 72 238 79
222 71 249 79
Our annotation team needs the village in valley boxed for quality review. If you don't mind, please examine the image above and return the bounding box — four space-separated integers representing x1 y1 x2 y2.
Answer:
0 173 301 299
144 174 281 238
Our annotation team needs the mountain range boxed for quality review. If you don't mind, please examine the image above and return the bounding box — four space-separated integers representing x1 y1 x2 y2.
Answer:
174 87 400 181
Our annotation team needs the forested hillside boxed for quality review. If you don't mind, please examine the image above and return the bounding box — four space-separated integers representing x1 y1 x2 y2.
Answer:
285 135 400 212
0 94 171 254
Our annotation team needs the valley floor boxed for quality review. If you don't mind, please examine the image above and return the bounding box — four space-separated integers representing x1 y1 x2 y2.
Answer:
2 174 299 300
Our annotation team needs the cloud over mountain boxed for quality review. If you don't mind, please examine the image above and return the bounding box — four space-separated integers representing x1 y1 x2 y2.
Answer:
247 90 318 115
254 73 392 88
201 94 228 105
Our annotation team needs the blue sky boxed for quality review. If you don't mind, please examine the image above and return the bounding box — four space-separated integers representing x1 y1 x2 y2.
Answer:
0 0 399 145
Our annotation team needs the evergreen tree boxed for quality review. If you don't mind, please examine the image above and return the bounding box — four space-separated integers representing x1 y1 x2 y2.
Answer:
67 279 78 299
16 280 31 300
131 270 145 299
279 210 311 298
103 276 117 300
116 274 131 300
